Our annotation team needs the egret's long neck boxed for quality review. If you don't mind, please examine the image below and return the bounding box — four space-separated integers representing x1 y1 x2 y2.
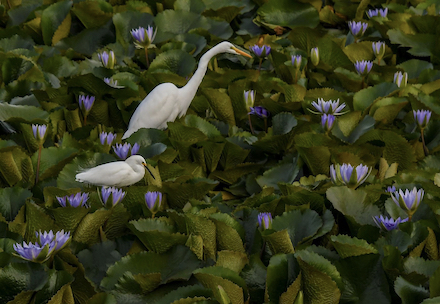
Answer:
179 47 221 110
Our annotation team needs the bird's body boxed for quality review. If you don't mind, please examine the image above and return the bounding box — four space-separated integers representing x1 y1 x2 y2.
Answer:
75 155 148 187
122 42 251 139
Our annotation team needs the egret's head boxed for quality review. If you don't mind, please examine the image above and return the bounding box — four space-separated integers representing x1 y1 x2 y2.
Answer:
216 42 252 58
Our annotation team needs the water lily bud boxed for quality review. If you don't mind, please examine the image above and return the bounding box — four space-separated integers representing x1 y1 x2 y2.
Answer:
99 132 116 146
78 95 95 116
98 50 116 69
367 8 388 18
310 47 319 66
244 90 255 110
321 114 335 132
330 163 371 188
258 212 272 230
101 187 126 207
145 191 163 215
372 41 386 61
291 55 302 70
413 109 432 130
391 187 424 217
250 45 271 58
131 26 157 49
394 71 408 88
354 60 373 76
373 215 408 231
32 124 48 145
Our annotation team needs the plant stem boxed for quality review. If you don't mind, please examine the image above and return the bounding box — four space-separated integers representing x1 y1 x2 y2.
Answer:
248 114 254 134
35 145 42 184
264 117 268 132
145 48 150 68
84 114 87 126
421 129 429 156
258 58 262 72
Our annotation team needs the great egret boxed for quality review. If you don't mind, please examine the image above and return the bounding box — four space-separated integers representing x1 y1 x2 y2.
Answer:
122 41 252 139
75 155 152 187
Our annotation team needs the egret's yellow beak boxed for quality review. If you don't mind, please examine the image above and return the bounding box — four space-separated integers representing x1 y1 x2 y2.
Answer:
233 47 252 58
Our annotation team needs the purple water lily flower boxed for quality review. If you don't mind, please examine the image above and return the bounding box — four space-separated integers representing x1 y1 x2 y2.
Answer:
112 142 140 160
32 124 47 142
311 98 346 115
354 60 373 76
56 192 89 208
101 186 126 207
258 212 272 230
98 50 115 69
78 95 95 114
373 215 408 231
348 21 368 37
99 132 116 146
131 26 157 49
413 110 432 130
330 163 371 188
13 230 71 262
249 106 269 118
391 187 424 217
250 45 271 58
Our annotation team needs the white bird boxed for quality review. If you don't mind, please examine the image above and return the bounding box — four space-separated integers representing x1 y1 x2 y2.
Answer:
75 155 151 187
122 41 252 139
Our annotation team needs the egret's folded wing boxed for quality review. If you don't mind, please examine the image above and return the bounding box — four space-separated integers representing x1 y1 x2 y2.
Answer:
75 162 133 186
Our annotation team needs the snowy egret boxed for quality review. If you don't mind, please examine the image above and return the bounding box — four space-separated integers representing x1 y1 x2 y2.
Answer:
122 41 252 139
75 155 152 187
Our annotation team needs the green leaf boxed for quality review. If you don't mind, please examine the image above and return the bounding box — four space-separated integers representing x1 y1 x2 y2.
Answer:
149 50 196 77
326 186 380 226
263 229 295 254
397 59 434 79
32 147 77 181
185 115 221 139
255 0 319 29
101 245 202 290
241 254 266 302
430 262 440 298
71 0 113 29
128 218 188 253
163 178 218 209
331 235 378 258
0 263 48 303
73 209 111 245
266 253 299 304
77 241 123 288
185 213 217 259
272 209 323 247
193 266 248 304
387 29 435 57
296 250 341 304
335 254 391 304
394 276 429 304
202 88 236 126
33 269 74 304
0 103 49 123
0 187 32 221
216 251 248 273
40 0 72 45
256 155 299 190
156 285 213 304
353 82 399 112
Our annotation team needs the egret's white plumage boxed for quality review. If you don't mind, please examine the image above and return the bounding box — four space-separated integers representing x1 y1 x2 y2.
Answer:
75 155 148 187
122 41 251 139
